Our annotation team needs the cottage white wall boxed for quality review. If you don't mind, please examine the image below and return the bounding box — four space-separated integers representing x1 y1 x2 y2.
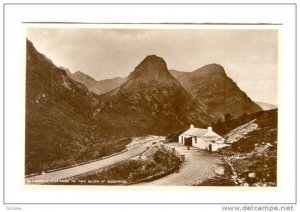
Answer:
205 143 209 151
192 137 206 149
178 135 184 144
209 143 225 152
204 142 218 152
212 143 219 152
180 134 186 144
192 137 196 144
179 134 192 144
179 131 227 152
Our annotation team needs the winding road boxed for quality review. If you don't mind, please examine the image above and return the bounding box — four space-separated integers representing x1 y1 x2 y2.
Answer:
25 136 163 184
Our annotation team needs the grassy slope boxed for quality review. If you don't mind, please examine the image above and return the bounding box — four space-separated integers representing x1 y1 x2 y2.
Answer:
25 40 132 175
200 109 277 186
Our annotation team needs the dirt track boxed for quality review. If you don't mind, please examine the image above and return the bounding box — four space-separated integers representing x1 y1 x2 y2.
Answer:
137 143 224 186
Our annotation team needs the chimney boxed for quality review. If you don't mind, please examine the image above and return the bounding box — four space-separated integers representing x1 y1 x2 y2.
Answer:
208 126 212 131
190 124 194 129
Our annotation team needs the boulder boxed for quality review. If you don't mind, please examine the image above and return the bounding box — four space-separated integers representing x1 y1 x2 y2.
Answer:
248 172 256 178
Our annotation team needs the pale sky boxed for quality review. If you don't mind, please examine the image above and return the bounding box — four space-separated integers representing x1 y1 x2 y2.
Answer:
27 28 278 105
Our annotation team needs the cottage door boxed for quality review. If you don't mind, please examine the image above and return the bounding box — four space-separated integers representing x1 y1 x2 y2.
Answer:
209 144 212 152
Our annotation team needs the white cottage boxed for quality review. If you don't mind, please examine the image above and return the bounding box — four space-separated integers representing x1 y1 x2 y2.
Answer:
178 124 227 152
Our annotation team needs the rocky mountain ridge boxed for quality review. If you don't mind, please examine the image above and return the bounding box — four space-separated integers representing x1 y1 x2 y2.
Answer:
91 55 215 139
69 63 262 119
25 39 263 175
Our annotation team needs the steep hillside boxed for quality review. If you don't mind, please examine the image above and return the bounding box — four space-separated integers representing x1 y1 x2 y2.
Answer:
92 55 216 139
223 109 277 186
212 109 277 136
26 40 100 174
26 39 265 177
174 64 262 118
200 109 277 186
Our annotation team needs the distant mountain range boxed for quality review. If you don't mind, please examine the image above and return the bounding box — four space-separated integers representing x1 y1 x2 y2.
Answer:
66 69 126 95
255 101 277 111
26 39 262 174
66 62 262 119
66 68 274 113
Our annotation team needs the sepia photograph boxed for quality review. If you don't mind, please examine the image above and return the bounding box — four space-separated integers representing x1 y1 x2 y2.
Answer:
3 2 299 210
24 26 278 187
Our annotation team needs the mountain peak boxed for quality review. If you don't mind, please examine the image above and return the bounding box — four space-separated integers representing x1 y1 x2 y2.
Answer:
127 55 174 81
143 54 165 63
73 71 96 81
194 63 226 75
174 63 262 118
74 70 85 75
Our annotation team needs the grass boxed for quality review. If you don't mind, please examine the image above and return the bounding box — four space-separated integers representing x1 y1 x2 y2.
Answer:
212 109 277 136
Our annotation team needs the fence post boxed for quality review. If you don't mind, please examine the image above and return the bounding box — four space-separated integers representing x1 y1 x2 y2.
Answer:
180 154 185 161
171 148 176 154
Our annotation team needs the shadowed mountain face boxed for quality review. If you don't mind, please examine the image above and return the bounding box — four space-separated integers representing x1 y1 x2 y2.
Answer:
172 64 262 118
26 39 262 175
25 44 213 175
92 55 215 139
70 64 261 119
25 40 98 174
